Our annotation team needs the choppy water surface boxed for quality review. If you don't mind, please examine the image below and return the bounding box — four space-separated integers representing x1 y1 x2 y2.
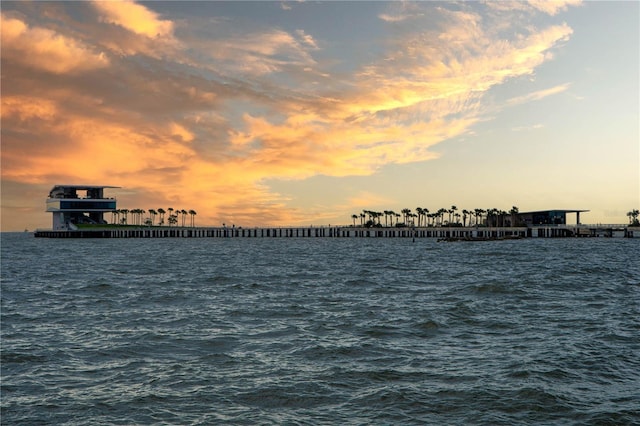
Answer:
2 233 639 425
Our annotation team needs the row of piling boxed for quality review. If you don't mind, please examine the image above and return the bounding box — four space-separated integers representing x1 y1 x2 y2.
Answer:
34 226 538 239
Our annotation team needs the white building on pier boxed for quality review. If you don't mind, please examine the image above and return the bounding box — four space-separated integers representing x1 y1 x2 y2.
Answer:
46 185 119 230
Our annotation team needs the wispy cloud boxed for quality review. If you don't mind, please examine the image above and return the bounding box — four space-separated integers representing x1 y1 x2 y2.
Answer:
378 13 409 23
507 83 571 106
486 0 582 16
512 123 545 132
528 0 582 16
378 1 423 23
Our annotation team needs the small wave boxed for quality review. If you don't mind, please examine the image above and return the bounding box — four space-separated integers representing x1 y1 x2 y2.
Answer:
506 369 531 379
505 387 574 415
410 319 442 338
344 278 376 286
204 275 239 284
1 351 48 364
80 282 113 291
348 386 432 422
294 341 385 363
473 281 528 295
363 324 405 338
583 409 640 425
235 382 335 409
417 319 440 330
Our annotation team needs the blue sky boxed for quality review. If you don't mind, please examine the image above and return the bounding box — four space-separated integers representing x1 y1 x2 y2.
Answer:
1 1 638 230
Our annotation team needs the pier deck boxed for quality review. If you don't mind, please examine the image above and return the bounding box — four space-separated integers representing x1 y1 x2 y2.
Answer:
33 225 639 239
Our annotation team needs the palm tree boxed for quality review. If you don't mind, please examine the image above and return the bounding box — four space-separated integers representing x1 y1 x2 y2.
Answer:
491 209 502 227
180 209 188 227
501 210 508 227
462 209 469 227
450 205 457 225
509 206 519 227
133 208 143 225
352 214 358 227
422 208 429 227
368 211 376 225
488 209 495 227
416 207 424 227
388 210 396 227
148 209 157 226
168 208 174 224
366 211 378 226
188 210 197 227
359 213 365 226
401 208 411 226
120 209 129 225
157 208 166 226
362 210 371 226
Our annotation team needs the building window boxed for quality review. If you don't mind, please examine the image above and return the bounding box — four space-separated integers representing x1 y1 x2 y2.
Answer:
59 201 116 210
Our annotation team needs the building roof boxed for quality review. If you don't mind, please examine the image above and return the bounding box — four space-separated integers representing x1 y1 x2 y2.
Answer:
518 209 589 214
49 185 120 191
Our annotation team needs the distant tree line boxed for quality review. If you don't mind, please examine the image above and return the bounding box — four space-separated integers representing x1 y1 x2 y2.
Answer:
111 208 197 227
351 206 523 228
352 207 640 228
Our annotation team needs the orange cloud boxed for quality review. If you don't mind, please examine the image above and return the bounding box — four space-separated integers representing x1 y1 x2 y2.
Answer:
0 13 109 74
1 95 58 122
92 0 173 39
170 122 195 143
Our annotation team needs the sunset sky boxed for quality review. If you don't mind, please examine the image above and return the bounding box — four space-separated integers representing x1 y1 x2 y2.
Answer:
1 1 638 231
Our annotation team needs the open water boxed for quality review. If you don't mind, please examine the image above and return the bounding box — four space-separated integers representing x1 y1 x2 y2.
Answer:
1 232 639 425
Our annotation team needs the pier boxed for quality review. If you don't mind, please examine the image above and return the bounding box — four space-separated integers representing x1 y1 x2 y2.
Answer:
33 225 639 239
34 185 638 239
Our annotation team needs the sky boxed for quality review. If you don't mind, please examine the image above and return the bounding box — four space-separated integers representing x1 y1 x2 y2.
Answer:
1 0 638 231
